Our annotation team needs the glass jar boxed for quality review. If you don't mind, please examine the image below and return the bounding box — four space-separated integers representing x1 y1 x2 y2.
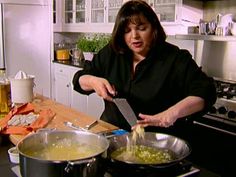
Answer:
55 41 71 61
0 69 11 119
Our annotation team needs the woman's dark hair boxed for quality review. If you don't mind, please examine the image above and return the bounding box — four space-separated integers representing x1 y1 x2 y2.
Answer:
111 0 166 54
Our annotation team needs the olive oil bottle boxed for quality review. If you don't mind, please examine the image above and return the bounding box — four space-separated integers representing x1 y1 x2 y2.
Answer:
0 69 11 119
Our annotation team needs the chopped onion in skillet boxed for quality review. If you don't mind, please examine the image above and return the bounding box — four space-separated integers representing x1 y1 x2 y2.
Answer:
111 145 174 164
111 125 175 164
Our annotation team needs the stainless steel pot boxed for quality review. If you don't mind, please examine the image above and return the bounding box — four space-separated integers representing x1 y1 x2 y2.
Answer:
107 132 191 167
17 130 109 177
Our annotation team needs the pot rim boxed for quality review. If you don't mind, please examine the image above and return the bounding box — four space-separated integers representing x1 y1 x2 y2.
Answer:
17 130 109 162
107 132 192 166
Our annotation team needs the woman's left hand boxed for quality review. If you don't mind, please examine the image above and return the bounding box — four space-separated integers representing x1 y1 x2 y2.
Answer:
137 110 178 128
137 96 205 128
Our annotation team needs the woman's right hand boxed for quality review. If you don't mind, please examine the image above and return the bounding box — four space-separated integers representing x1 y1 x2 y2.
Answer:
79 75 116 101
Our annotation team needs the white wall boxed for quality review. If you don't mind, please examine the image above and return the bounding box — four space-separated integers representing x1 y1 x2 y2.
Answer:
195 41 236 81
167 36 195 56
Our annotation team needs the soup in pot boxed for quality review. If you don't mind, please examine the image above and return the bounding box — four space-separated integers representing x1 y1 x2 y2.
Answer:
24 138 103 161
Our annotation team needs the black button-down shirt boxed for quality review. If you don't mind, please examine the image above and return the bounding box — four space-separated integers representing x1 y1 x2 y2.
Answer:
73 42 216 132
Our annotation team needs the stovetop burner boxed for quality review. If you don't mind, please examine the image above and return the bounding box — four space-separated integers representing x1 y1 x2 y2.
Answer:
205 78 236 126
215 78 236 101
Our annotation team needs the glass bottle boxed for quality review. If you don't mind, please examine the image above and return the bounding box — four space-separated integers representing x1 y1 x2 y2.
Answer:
0 69 11 119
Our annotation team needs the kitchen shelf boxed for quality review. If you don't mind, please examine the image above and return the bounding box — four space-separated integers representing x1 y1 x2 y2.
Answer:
175 34 236 41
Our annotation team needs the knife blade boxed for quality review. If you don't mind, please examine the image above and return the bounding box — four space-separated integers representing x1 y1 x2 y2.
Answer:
113 98 137 127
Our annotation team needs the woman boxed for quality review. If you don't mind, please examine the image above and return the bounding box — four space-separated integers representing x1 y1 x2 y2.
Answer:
73 0 216 133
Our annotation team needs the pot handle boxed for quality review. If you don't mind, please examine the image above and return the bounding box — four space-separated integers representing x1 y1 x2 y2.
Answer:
64 157 96 173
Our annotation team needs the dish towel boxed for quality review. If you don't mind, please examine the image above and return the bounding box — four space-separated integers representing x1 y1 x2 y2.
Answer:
0 103 55 135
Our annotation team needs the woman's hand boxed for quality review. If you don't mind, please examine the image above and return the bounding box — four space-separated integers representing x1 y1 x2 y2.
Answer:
136 96 205 128
79 75 116 101
137 110 178 128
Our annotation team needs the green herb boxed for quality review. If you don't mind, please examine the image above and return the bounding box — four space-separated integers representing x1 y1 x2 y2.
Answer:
76 34 111 53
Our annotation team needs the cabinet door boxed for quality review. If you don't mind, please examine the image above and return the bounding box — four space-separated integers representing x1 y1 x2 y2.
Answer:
90 0 105 23
70 68 88 113
54 67 71 106
75 0 86 23
152 0 182 24
64 0 73 24
64 0 86 24
87 93 104 119
107 0 123 23
53 0 63 31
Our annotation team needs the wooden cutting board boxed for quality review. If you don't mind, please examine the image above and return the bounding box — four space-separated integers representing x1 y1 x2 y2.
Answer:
9 95 118 145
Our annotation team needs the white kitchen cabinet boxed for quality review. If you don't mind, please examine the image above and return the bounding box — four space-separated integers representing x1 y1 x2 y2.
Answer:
53 0 63 31
53 0 202 35
151 0 203 35
150 0 182 24
53 63 73 107
53 63 104 119
70 67 88 113
53 0 122 33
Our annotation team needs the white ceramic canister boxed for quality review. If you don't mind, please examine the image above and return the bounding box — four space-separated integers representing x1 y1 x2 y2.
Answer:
10 75 35 104
230 21 236 36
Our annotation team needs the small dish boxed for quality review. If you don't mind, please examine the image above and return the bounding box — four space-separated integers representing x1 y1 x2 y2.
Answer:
8 146 19 164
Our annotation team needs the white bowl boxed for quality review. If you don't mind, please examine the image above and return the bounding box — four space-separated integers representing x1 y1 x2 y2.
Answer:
8 146 19 164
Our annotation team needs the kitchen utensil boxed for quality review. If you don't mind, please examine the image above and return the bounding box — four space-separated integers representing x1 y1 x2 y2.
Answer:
85 120 98 130
64 121 88 132
106 132 191 166
113 98 137 127
17 130 109 177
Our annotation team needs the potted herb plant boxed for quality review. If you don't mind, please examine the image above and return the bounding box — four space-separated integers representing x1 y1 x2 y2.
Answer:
76 34 110 61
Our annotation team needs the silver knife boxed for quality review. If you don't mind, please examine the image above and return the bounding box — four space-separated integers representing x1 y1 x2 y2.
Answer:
113 98 137 127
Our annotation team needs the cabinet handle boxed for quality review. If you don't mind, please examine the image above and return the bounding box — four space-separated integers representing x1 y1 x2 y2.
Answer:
66 84 69 87
59 69 63 72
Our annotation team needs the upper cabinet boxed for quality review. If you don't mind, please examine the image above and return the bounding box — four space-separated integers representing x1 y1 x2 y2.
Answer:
53 0 203 35
53 0 123 33
53 0 63 31
150 0 182 24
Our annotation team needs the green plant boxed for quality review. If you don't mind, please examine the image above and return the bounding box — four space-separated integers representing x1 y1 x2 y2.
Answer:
76 34 110 53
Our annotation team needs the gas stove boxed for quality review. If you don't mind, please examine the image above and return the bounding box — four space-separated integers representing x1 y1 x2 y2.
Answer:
205 78 236 127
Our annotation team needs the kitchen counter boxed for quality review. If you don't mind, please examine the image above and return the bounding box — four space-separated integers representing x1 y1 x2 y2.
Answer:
8 94 118 145
53 59 84 68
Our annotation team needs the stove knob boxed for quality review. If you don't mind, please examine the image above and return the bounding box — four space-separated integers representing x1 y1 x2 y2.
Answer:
228 111 236 119
209 106 217 114
218 106 227 114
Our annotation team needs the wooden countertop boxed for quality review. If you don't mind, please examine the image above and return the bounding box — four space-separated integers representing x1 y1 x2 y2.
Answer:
9 95 118 145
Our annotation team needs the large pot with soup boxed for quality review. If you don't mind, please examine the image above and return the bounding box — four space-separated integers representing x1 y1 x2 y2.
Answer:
105 132 191 175
17 130 109 177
